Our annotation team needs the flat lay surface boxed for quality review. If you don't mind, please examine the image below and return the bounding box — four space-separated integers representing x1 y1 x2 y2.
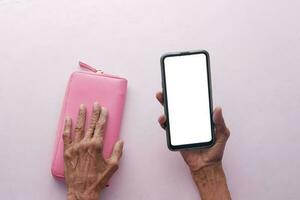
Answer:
1 0 300 199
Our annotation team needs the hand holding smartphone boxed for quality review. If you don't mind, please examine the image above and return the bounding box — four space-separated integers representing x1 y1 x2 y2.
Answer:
160 50 215 150
158 51 231 198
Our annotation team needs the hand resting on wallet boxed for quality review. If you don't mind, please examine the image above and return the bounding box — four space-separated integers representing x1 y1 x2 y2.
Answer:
63 102 124 200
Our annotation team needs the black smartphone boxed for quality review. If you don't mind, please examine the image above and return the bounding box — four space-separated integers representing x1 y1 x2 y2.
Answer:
160 50 215 151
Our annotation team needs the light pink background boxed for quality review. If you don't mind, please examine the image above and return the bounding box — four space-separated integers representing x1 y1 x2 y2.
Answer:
0 0 300 199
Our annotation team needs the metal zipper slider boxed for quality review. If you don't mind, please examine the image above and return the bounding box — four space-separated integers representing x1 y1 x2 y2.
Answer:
96 70 104 74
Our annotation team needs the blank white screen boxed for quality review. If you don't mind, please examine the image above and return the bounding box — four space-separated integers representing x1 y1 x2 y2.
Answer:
164 53 212 146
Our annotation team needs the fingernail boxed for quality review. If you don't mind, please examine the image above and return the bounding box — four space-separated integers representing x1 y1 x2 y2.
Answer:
119 140 124 147
93 102 99 109
102 107 108 114
80 104 85 109
65 117 70 122
219 107 223 116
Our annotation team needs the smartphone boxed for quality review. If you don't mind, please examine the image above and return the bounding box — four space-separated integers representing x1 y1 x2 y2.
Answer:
160 50 215 151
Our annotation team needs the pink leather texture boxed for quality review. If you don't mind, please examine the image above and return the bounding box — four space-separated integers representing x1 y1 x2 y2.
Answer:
51 70 127 180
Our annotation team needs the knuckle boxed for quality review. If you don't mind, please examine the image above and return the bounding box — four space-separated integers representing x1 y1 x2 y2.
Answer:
62 132 69 139
74 126 83 133
93 139 100 146
64 150 72 159
93 108 100 114
79 109 85 116
109 160 119 169
225 128 231 138
202 156 211 163
73 144 81 152
63 127 70 133
217 125 227 135
98 138 103 144
86 127 94 135
91 139 102 149
98 117 106 126
96 121 102 128
80 142 89 150
90 118 97 125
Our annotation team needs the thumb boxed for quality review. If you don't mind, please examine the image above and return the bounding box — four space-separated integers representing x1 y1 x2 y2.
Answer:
109 140 124 164
213 107 230 142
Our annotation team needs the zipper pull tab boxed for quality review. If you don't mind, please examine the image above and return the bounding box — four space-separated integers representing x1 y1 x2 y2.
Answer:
79 61 104 74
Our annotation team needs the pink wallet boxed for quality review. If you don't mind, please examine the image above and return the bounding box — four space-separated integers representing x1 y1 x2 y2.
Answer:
51 61 127 180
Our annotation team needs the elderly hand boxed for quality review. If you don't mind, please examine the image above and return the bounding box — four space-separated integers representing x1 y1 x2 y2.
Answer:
63 103 124 200
156 91 231 200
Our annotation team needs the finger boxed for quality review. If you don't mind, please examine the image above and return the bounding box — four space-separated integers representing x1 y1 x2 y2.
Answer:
74 104 86 142
156 91 164 105
158 115 167 129
213 107 230 142
63 117 72 150
93 107 108 140
109 140 124 164
85 102 101 138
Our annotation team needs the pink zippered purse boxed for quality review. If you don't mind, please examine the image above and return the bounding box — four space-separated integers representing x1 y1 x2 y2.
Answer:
51 61 127 181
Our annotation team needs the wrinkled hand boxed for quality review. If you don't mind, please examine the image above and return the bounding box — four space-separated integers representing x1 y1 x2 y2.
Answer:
63 103 124 200
156 91 230 173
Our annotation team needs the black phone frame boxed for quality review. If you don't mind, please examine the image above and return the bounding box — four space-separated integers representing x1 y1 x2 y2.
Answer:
160 50 215 151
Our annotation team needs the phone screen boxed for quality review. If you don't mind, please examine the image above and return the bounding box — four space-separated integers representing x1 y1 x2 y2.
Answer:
162 52 213 147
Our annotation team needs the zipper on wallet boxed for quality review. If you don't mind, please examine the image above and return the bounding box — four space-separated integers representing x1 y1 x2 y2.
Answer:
78 61 124 80
79 61 104 74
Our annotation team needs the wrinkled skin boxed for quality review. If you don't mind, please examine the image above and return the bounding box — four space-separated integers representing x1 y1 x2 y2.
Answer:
155 91 230 172
63 103 123 200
